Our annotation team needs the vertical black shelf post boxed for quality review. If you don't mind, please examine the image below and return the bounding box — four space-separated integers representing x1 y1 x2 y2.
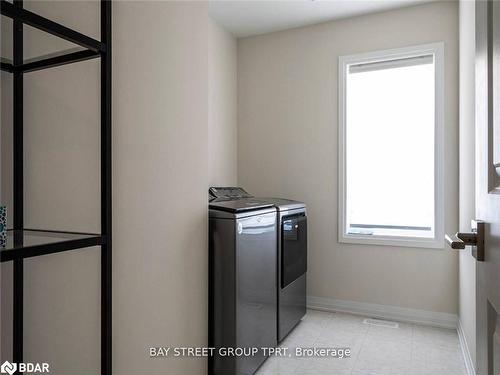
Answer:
101 1 112 374
12 0 24 372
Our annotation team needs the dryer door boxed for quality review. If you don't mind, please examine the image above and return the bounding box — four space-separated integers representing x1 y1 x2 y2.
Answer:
281 214 307 288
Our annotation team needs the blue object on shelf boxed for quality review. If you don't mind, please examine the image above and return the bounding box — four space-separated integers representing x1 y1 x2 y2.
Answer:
0 206 5 248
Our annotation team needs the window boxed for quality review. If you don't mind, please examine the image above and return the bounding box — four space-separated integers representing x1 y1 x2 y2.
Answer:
338 43 444 248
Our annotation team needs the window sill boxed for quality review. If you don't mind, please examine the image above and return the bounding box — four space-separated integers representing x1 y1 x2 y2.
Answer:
339 233 444 249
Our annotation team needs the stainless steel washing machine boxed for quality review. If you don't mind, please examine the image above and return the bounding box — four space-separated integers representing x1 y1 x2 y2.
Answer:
209 188 278 375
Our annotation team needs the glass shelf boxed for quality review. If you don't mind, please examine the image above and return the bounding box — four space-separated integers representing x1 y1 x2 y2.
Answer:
1 229 104 262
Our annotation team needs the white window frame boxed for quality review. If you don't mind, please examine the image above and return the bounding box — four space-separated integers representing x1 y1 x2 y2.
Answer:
338 43 445 249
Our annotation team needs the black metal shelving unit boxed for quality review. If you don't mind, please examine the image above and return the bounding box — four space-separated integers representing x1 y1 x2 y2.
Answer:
0 1 112 374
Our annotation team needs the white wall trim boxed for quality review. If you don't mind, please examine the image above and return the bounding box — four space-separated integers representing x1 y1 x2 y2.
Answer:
458 319 476 375
308 296 458 329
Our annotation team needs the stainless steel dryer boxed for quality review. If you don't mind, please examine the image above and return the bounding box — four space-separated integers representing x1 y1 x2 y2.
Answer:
209 188 278 375
261 198 307 342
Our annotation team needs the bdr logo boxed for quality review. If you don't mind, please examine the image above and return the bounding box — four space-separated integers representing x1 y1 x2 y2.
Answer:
1 361 50 374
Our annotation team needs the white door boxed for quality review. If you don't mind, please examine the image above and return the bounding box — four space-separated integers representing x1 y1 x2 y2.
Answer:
475 1 500 374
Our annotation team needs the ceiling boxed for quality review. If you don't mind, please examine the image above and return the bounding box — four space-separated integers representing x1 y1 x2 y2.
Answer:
209 0 434 38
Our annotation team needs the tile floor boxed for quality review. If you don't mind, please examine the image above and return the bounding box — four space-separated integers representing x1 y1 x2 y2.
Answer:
256 309 467 375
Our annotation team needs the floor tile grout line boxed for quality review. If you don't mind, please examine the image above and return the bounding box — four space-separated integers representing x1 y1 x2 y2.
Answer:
292 311 334 373
410 323 416 366
348 318 370 375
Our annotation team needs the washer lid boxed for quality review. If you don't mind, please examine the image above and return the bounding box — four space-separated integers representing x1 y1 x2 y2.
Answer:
209 198 274 213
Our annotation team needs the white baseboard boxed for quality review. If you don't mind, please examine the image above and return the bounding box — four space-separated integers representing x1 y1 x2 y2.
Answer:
458 319 476 375
307 296 458 329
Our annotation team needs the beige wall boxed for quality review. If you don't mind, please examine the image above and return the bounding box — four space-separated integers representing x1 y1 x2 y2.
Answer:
208 19 237 186
458 0 476 367
2 1 210 374
113 2 209 373
238 1 459 313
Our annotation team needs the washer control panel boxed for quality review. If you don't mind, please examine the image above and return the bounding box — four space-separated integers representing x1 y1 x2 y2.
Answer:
209 187 252 200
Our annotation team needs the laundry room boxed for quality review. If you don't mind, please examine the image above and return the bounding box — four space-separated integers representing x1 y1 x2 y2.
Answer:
0 1 492 374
